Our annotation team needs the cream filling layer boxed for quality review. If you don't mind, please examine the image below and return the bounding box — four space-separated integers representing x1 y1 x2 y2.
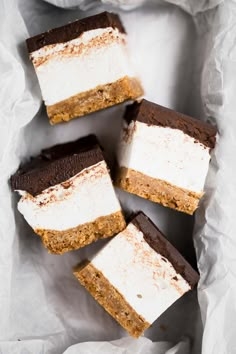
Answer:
17 161 121 231
118 121 211 193
31 28 134 106
92 222 191 324
31 27 124 61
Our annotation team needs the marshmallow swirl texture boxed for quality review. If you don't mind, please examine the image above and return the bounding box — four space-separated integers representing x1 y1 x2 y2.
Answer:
30 28 134 106
17 161 121 231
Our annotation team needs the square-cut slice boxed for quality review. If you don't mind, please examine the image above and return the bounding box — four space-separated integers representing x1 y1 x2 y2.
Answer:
116 99 217 214
74 212 199 338
26 11 143 124
10 135 126 254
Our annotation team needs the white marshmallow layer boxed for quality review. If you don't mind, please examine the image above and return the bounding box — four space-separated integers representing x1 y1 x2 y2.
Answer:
92 222 191 324
118 120 211 193
17 161 121 231
31 28 133 106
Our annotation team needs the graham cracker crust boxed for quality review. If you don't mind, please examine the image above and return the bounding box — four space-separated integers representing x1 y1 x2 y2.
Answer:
74 262 150 338
47 76 143 125
116 167 202 215
35 210 126 254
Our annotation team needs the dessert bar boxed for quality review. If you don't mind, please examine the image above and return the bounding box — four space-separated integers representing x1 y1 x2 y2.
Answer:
11 135 125 254
116 99 217 214
26 12 143 124
74 212 199 337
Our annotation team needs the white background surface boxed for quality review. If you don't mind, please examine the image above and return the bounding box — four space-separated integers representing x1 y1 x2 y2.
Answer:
0 0 234 353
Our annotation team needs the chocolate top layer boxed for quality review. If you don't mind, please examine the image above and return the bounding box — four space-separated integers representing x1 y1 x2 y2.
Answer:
124 99 217 149
10 135 104 196
26 12 126 53
131 212 199 289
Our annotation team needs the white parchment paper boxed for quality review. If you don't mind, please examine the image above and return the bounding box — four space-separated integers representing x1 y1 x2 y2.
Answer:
0 0 234 353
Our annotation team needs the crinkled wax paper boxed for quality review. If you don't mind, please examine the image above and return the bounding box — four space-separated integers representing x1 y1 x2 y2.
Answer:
0 0 234 353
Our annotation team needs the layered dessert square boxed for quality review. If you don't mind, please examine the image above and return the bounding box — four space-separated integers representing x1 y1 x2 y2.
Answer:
26 11 143 125
10 135 126 254
116 99 217 214
74 212 199 338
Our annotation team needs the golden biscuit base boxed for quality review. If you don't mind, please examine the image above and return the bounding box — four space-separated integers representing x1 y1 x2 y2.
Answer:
47 76 144 125
74 262 150 338
35 211 126 254
116 167 202 215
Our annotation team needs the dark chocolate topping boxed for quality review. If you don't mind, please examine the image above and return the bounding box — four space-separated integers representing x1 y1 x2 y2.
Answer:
26 12 126 53
41 134 99 160
10 135 104 196
131 212 199 289
124 99 217 149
